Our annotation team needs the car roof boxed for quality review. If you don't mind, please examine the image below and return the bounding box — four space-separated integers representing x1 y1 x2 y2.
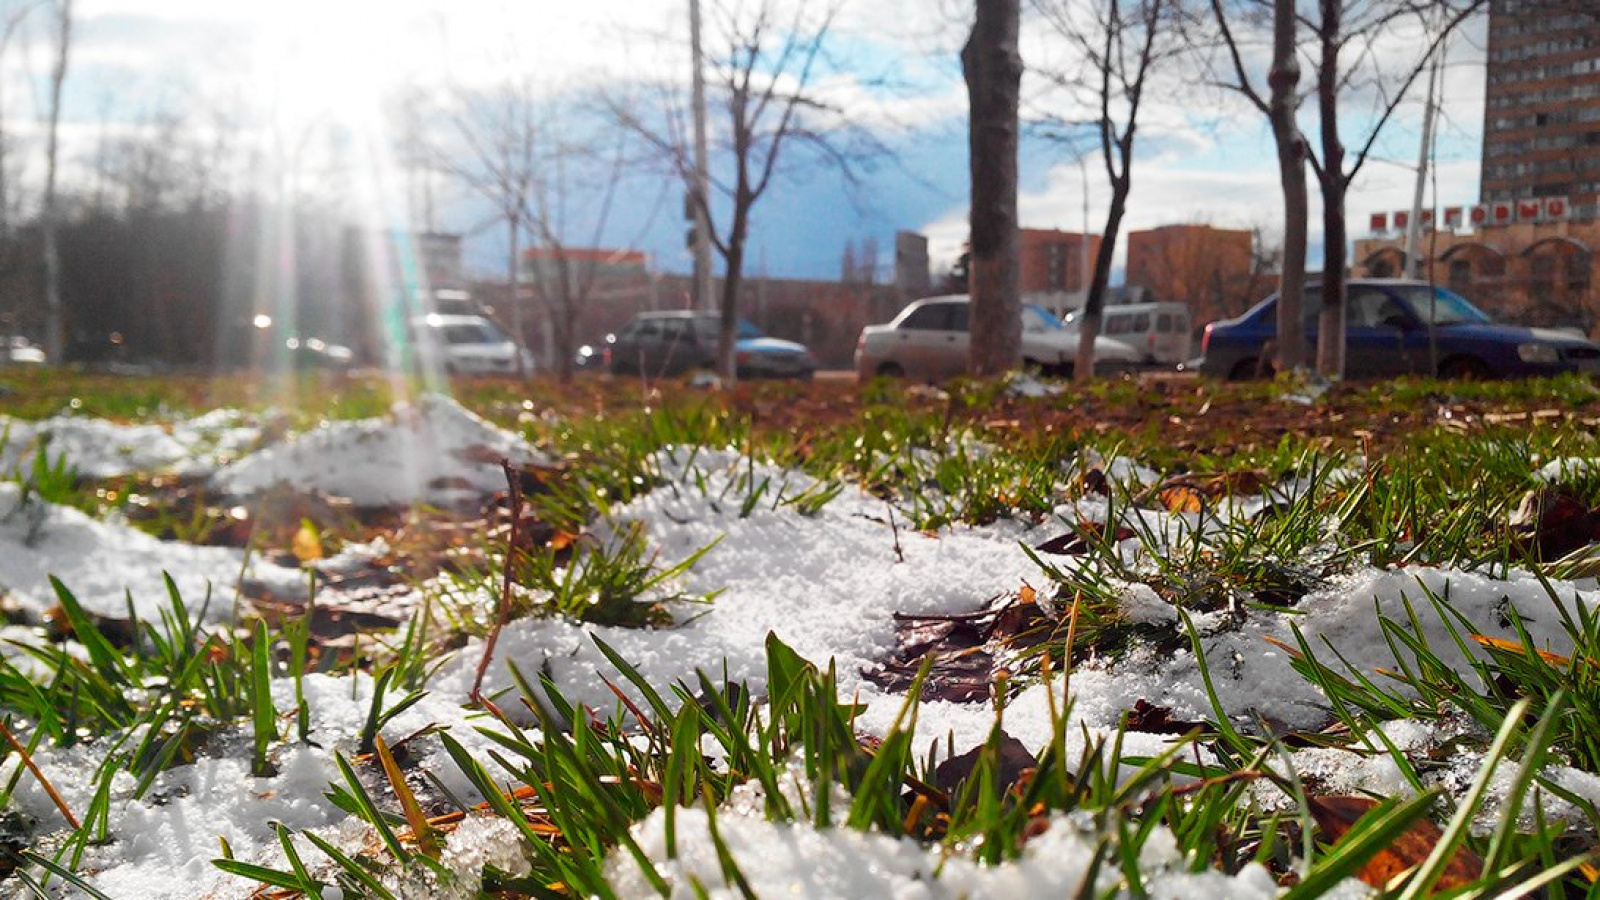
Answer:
412 314 493 325
633 310 715 319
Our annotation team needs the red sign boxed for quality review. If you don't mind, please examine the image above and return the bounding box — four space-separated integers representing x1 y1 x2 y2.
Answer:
1393 210 1409 230
1419 209 1435 227
1443 207 1463 228
1518 199 1543 222
1370 212 1388 232
1491 202 1514 225
1469 205 1488 226
1545 196 1570 220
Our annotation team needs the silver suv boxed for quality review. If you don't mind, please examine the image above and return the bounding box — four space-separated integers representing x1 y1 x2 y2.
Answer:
854 296 1141 380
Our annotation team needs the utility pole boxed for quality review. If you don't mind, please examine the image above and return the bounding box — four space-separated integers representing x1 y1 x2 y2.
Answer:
1403 34 1443 281
689 0 715 312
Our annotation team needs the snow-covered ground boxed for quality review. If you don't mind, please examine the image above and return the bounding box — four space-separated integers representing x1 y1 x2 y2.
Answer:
0 395 1596 897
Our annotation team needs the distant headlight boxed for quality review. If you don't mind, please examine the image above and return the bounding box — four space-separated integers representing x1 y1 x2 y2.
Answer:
1517 343 1561 364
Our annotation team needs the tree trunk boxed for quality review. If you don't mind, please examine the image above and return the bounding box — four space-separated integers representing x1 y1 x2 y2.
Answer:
717 193 750 384
1267 0 1307 373
41 0 71 363
554 254 576 384
1074 177 1128 382
1315 0 1346 379
962 0 1022 378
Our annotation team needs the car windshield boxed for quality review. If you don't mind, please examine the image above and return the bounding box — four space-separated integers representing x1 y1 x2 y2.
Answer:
441 321 502 342
1023 305 1064 332
688 318 764 339
1392 286 1491 326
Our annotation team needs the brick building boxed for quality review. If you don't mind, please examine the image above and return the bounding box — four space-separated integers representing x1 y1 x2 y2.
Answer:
1019 228 1101 294
1125 225 1264 329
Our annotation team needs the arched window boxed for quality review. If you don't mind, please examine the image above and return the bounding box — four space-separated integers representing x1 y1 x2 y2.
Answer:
1566 250 1591 292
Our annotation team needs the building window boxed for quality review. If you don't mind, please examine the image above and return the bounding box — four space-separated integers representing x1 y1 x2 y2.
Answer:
1449 259 1472 295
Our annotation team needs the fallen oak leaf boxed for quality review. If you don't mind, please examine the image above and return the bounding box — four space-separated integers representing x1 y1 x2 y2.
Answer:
932 732 1037 796
1308 795 1483 891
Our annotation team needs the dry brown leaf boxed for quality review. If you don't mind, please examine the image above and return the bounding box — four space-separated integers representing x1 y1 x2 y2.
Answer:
1308 795 1483 890
1158 484 1206 513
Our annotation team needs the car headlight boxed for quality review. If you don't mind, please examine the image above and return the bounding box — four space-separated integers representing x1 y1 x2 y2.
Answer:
1517 343 1561 364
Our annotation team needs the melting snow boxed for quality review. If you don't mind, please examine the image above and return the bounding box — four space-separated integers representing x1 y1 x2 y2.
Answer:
0 401 1593 896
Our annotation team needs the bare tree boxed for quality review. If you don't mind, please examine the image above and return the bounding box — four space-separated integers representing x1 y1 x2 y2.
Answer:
616 0 869 384
1208 0 1311 374
1033 0 1174 381
522 124 633 383
963 0 1023 377
1304 0 1484 378
39 0 69 362
0 1 41 348
0 1 40 238
433 78 541 379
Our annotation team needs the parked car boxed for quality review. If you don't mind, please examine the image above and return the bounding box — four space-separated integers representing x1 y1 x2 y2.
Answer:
607 312 816 379
1199 279 1600 380
1061 302 1191 366
285 336 355 371
3 336 45 365
410 314 535 376
854 295 1142 381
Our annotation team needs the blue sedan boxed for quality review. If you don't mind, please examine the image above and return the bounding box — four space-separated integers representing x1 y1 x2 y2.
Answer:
1199 279 1600 380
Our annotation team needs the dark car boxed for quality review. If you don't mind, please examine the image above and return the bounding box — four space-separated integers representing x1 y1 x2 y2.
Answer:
607 312 816 379
1199 279 1600 380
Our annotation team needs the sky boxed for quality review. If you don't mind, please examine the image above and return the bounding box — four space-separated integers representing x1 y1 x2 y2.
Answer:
4 0 1491 286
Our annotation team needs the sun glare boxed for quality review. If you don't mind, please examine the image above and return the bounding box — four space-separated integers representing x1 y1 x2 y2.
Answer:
237 2 447 404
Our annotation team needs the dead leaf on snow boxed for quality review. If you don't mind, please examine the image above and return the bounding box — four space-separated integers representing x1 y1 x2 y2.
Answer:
1508 487 1600 562
1307 795 1483 891
932 732 1037 796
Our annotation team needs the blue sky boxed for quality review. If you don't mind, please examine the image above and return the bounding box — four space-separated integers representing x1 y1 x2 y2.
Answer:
8 1 1490 286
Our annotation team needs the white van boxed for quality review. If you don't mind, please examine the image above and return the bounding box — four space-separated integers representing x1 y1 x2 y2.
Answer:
1063 302 1191 366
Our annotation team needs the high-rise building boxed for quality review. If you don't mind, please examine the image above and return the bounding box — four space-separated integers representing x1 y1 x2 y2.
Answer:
1480 0 1600 217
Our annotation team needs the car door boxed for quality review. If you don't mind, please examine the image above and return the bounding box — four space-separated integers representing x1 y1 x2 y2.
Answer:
609 319 647 373
895 302 966 379
1343 286 1418 378
653 318 698 375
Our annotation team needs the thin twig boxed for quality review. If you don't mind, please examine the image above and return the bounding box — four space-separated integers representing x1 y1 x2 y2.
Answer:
471 460 524 704
0 720 78 829
888 503 904 564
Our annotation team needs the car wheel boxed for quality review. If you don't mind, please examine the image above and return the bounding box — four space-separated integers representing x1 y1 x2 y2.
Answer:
1228 357 1272 381
1439 355 1491 380
876 362 905 378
